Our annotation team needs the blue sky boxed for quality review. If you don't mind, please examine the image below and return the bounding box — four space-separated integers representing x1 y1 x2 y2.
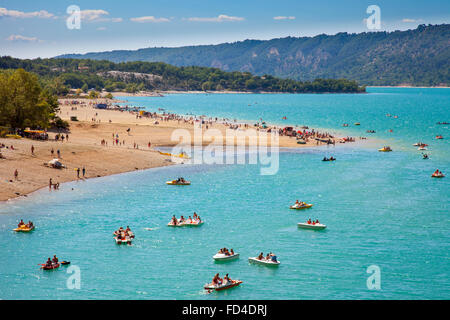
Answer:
1 0 449 58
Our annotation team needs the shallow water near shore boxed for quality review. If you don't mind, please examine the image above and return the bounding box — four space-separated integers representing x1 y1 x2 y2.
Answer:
0 88 449 299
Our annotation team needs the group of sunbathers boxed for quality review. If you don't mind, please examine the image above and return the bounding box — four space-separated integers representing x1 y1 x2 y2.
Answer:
44 255 59 267
18 219 34 229
293 200 308 207
217 248 235 256
256 252 278 263
170 212 202 225
306 219 320 225
211 273 233 287
114 226 134 240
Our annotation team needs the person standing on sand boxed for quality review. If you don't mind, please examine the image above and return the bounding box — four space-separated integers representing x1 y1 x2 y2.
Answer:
14 169 18 180
66 134 69 142
76 168 80 179
82 167 86 178
57 149 61 158
31 145 35 155
49 178 52 190
51 148 54 156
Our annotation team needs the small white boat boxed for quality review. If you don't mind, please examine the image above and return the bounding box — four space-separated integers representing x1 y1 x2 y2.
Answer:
114 237 132 244
168 219 203 227
248 257 280 266
297 222 327 230
183 220 204 227
213 253 240 261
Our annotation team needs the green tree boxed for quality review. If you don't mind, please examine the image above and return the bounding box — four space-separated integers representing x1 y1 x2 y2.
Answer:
0 69 59 129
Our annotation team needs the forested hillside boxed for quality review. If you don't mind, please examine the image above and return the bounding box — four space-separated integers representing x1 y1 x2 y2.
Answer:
58 24 450 86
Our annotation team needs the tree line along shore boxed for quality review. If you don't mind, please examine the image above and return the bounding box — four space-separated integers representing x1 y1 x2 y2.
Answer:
0 56 366 95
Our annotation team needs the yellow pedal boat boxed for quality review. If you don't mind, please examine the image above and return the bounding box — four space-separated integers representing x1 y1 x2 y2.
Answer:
13 225 35 232
166 180 191 185
289 203 313 210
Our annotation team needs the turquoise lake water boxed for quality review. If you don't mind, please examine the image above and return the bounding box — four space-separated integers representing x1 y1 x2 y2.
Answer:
0 88 448 299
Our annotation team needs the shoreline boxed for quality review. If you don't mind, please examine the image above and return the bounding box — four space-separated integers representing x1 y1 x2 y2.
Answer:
0 97 365 203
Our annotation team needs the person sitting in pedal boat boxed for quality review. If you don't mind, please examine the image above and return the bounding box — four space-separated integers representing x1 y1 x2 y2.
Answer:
223 273 231 285
193 212 198 220
230 248 235 255
270 254 278 263
45 257 52 267
52 255 59 264
257 252 264 260
187 216 193 223
171 215 178 225
18 219 25 227
179 215 185 223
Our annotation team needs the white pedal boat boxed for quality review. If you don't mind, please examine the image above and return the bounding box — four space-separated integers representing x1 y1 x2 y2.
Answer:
248 257 280 266
167 220 204 227
213 253 240 261
297 222 327 230
114 237 132 244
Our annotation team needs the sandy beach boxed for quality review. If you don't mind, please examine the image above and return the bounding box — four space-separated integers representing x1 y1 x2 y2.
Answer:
0 96 350 202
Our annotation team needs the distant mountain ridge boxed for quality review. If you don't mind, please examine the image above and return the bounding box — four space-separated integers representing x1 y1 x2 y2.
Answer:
58 24 450 86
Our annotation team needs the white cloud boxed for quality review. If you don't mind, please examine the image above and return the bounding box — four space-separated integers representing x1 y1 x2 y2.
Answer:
402 18 420 23
0 7 53 19
79 9 122 23
187 14 244 22
130 16 170 23
6 34 40 42
273 16 295 20
80 9 109 21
